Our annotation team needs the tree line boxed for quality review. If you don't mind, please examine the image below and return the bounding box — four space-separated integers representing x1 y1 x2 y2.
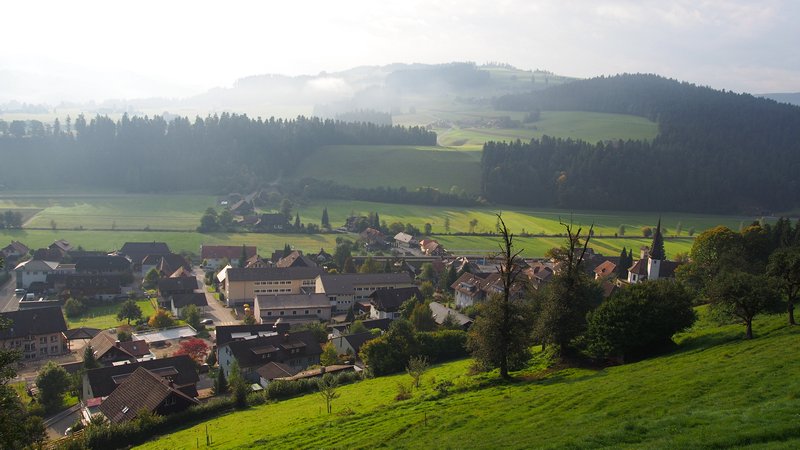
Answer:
0 114 436 194
486 74 800 214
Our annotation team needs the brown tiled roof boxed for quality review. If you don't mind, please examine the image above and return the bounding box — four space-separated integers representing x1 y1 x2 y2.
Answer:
629 259 648 276
99 367 198 423
594 260 617 277
276 251 317 268
201 245 257 260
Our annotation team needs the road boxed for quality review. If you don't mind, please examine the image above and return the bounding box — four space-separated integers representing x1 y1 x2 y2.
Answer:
193 267 239 327
0 272 19 312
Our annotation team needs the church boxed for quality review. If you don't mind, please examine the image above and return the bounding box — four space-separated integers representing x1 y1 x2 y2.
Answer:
626 219 683 284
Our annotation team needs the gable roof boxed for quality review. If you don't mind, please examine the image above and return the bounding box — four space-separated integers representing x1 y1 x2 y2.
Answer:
341 332 376 354
593 260 617 277
75 255 132 272
255 361 296 381
276 251 317 268
429 301 473 327
158 277 199 293
99 367 199 423
394 232 414 244
200 245 257 261
119 242 171 264
226 266 323 282
0 307 67 339
89 330 152 360
33 247 66 262
317 273 414 295
214 324 279 347
223 330 322 369
170 266 194 278
142 253 191 274
629 259 648 276
369 287 423 312
2 240 29 255
84 355 199 398
50 239 73 252
170 293 209 309
14 259 59 272
451 272 503 298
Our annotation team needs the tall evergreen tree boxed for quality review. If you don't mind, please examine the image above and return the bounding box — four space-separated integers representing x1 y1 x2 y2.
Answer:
650 218 666 260
283 243 292 258
616 247 629 279
321 207 330 228
294 213 301 229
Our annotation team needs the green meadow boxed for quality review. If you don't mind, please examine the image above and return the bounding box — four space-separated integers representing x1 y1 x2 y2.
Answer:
137 312 800 449
65 298 156 330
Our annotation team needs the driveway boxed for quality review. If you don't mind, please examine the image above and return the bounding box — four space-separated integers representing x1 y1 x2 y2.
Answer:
193 267 239 328
0 272 19 312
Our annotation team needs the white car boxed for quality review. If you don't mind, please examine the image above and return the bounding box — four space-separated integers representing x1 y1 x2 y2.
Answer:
200 318 214 325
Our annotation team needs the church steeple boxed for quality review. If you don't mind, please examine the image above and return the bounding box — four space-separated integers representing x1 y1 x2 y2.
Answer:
650 217 665 261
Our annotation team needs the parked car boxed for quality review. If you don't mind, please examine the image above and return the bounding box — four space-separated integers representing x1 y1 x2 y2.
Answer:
200 318 213 325
14 288 25 296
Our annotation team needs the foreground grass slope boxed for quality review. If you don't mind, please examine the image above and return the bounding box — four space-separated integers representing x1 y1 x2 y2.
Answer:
138 313 800 449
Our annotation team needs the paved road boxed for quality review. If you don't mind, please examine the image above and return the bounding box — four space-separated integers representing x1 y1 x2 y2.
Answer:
0 272 19 312
193 267 239 327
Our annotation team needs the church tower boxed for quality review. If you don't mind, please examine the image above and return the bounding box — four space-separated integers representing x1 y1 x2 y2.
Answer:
647 218 665 280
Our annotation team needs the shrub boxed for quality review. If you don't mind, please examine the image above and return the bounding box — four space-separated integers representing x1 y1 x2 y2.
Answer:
395 382 412 401
63 298 86 318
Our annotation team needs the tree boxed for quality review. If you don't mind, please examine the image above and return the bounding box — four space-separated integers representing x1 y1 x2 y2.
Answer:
583 280 696 361
419 280 434 299
410 303 436 332
419 263 435 282
677 226 745 297
361 320 418 375
280 198 293 219
348 320 367 335
466 215 534 379
440 264 458 292
358 256 382 274
303 321 329 343
641 226 652 238
198 207 219 232
148 309 175 329
650 218 666 260
206 349 217 367
283 243 292 258
64 298 86 318
218 209 234 230
238 245 248 268
343 257 356 274
468 218 479 234
214 366 227 394
36 361 71 410
444 217 451 233
182 304 202 330
320 342 339 366
708 271 779 339
117 299 143 325
321 207 330 229
142 267 160 289
345 306 356 323
318 373 340 414
406 355 429 388
83 345 100 370
333 244 352 270
767 246 800 325
50 219 57 231
174 338 210 364
617 224 626 236
616 247 630 279
534 222 603 354
424 223 432 235
294 212 301 230
228 360 249 408
243 309 257 325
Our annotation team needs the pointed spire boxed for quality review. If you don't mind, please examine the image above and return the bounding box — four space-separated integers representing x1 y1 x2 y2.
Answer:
650 217 666 260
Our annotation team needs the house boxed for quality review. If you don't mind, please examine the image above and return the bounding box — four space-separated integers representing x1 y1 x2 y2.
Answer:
254 293 331 325
525 261 555 290
221 266 323 306
200 245 257 270
315 273 415 313
88 330 153 366
49 239 73 253
14 259 59 289
419 239 445 256
74 255 132 279
82 355 199 401
0 307 68 360
330 318 392 337
429 301 473 330
167 293 208 318
98 367 200 424
451 272 502 308
369 286 424 320
330 332 376 357
141 253 191 277
217 331 322 383
229 199 254 216
1 240 29 261
118 242 171 269
255 213 289 232
245 254 270 268
593 260 618 280
360 228 387 250
313 248 334 266
276 251 317 268
169 266 194 278
256 361 296 386
157 277 199 298
47 273 123 301
393 232 415 248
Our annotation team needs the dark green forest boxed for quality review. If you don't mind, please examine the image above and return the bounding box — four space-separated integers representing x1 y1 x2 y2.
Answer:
486 74 800 213
0 114 435 193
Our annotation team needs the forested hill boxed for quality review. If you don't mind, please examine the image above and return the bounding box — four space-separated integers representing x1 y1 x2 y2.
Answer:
484 74 800 214
0 114 435 193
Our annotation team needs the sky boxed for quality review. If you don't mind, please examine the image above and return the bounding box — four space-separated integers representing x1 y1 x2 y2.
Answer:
1 0 798 103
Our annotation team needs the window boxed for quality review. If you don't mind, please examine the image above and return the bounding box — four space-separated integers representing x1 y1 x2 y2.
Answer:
292 310 297 315
39 337 46 344
164 396 176 407
50 335 57 342
51 346 58 353
304 310 309 315
280 311 285 316
317 309 321 314
267 311 272 316
39 347 47 355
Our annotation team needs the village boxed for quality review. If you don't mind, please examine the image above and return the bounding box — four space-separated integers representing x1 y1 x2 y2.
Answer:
0 217 678 440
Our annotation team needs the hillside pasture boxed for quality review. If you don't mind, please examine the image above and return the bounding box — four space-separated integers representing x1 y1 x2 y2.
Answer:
137 313 800 449
293 145 482 194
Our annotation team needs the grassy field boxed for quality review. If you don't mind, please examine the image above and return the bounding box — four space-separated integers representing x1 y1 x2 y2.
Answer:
65 298 156 330
294 145 482 194
137 312 800 449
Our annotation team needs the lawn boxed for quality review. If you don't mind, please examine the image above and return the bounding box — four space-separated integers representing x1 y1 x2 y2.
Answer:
65 298 156 330
137 312 800 449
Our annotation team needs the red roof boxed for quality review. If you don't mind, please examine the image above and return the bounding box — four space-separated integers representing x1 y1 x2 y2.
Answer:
201 245 256 260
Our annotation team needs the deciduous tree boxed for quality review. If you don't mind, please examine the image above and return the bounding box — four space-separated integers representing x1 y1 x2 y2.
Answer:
767 246 800 325
117 299 143 325
708 271 779 339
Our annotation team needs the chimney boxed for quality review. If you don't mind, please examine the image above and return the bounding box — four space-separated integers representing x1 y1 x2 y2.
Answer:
320 366 326 374
116 342 121 348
